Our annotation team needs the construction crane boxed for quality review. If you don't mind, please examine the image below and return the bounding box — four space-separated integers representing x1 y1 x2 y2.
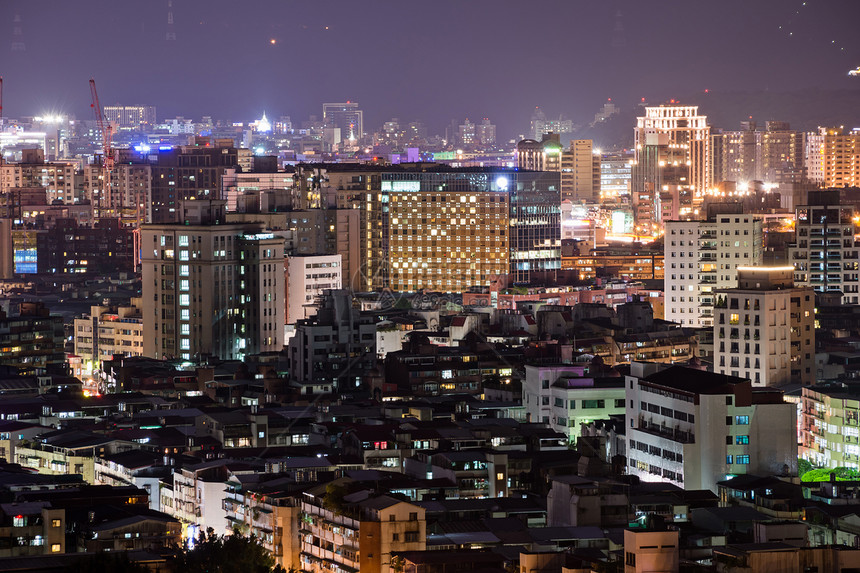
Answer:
89 78 114 218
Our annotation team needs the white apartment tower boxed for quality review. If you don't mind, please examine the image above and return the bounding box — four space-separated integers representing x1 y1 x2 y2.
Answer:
713 267 815 387
142 201 285 361
625 363 797 493
788 190 860 305
664 209 763 327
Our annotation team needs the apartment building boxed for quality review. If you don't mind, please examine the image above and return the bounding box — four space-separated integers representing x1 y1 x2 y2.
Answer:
788 190 860 305
664 208 762 327
73 299 144 378
626 364 797 492
141 200 285 361
285 254 342 324
801 383 860 470
299 488 425 573
714 267 815 387
524 364 626 442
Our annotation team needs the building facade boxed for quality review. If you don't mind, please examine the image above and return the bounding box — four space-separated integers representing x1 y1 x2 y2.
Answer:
713 267 815 387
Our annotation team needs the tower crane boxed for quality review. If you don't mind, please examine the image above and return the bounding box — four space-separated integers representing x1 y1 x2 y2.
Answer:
89 78 114 218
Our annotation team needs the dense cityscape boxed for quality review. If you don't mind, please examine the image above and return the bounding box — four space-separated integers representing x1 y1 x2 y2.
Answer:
1 2 860 573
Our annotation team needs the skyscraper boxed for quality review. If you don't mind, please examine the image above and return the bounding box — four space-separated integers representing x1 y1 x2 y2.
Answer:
633 105 711 231
322 102 363 144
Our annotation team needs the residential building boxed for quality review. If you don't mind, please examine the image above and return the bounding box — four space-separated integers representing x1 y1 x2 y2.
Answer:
102 105 156 131
285 254 342 324
141 200 285 361
806 127 860 188
623 527 680 573
560 139 601 203
524 364 626 442
664 208 763 327
0 149 78 204
73 299 144 379
626 364 797 492
788 190 859 304
714 267 815 387
299 489 425 573
287 289 376 395
516 133 562 172
800 383 860 469
0 504 65 557
0 302 65 375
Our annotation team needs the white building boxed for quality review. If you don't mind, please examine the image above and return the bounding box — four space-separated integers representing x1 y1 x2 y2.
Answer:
714 267 815 387
664 211 762 327
626 363 797 493
524 364 626 443
788 190 860 305
285 254 342 324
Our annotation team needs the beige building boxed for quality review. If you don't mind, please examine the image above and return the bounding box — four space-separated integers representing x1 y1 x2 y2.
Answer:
714 267 815 387
300 489 426 573
141 201 285 361
0 149 78 204
624 528 679 573
73 299 144 378
806 127 860 188
560 139 601 203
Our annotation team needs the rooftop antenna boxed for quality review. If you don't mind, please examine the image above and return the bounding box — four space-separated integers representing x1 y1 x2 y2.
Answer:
166 0 176 41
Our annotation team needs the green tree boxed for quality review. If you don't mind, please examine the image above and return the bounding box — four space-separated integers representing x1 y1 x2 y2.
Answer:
170 528 285 573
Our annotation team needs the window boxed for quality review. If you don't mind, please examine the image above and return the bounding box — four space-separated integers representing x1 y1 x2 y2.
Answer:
569 400 576 409
725 396 733 405
736 435 749 445
726 455 733 464
392 533 399 541
409 512 418 521
736 415 750 425
582 399 605 409
736 455 750 464
726 436 733 445
726 416 733 425
554 398 564 408
615 399 625 408
51 519 61 528
51 544 61 553
405 531 419 543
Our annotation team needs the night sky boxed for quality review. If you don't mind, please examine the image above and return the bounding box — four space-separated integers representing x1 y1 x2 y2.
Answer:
2 0 858 138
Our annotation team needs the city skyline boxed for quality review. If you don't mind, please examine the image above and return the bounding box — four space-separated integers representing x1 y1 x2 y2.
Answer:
2 0 858 138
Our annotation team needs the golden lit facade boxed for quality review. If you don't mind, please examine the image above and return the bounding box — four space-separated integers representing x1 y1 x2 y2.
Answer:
806 127 860 188
561 253 663 281
390 188 509 292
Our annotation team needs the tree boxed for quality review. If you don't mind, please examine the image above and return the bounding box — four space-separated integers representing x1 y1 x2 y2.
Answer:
170 528 285 573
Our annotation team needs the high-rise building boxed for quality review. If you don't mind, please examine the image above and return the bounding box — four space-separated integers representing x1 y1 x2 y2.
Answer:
560 140 601 203
633 105 711 231
516 133 562 172
149 141 239 223
625 364 797 492
102 105 157 131
600 150 633 202
141 201 285 361
664 207 763 327
788 190 860 304
458 118 477 147
322 102 363 144
334 165 561 291
713 267 815 387
0 149 78 204
801 384 860 469
805 127 860 188
476 118 496 147
530 107 573 141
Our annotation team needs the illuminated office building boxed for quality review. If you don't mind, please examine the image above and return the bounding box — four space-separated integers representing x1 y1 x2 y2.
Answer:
334 165 560 292
103 105 157 131
322 102 363 144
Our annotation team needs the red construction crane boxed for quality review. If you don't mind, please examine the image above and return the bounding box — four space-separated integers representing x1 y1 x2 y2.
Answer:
89 78 114 217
